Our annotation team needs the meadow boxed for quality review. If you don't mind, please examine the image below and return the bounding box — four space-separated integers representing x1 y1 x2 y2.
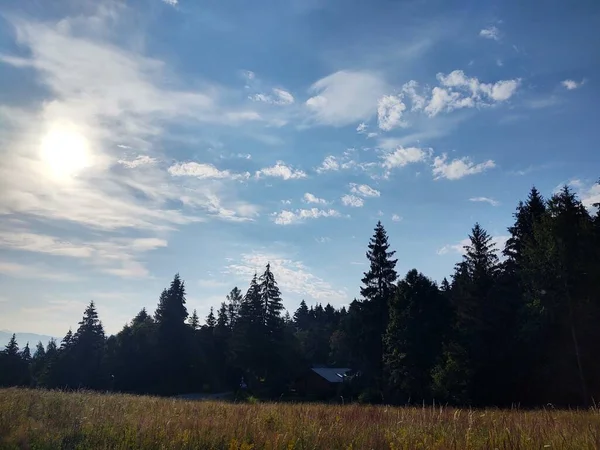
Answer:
1 388 599 449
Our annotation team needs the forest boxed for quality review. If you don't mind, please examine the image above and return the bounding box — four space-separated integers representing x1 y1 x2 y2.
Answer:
1 184 599 407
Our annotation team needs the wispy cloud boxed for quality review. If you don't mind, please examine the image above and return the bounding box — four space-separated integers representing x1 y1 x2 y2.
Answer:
432 154 496 180
391 214 402 222
226 252 346 303
469 196 499 206
561 79 586 90
479 26 500 41
168 162 250 180
0 260 80 282
0 230 167 278
438 235 508 255
249 88 295 105
272 208 341 225
118 155 158 168
350 183 380 197
305 71 387 126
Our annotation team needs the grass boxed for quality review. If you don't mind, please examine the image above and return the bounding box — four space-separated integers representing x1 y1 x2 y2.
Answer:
1 388 599 449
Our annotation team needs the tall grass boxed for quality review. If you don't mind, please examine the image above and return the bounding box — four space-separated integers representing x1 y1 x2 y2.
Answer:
1 388 599 449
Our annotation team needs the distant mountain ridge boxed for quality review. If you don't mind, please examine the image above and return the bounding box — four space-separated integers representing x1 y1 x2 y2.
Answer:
0 330 56 349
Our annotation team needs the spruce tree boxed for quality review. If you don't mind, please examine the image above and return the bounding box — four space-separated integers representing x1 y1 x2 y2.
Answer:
4 334 19 356
205 307 216 329
188 309 200 330
358 221 398 393
259 263 284 332
293 300 311 331
384 270 450 403
72 301 107 389
226 287 243 328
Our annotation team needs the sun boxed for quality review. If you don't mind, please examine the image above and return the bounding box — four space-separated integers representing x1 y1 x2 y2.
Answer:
40 125 91 179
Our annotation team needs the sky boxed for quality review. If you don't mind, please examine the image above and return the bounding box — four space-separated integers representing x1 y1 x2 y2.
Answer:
0 0 599 338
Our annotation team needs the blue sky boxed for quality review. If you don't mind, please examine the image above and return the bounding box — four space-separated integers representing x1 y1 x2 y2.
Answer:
0 0 599 337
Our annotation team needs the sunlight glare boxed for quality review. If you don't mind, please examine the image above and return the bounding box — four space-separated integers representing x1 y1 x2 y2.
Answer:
40 125 91 179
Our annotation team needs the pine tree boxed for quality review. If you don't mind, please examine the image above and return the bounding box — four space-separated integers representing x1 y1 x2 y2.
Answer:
154 274 191 395
361 221 398 304
433 224 501 405
61 329 73 350
293 300 310 330
155 274 188 326
358 221 398 393
226 287 243 328
216 303 229 330
4 334 19 356
384 270 450 403
31 342 46 387
0 334 23 386
205 307 216 329
132 308 152 327
71 301 107 389
21 342 31 362
259 263 284 332
188 309 200 330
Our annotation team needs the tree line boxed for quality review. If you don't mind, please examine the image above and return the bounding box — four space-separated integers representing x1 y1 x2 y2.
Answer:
1 184 599 407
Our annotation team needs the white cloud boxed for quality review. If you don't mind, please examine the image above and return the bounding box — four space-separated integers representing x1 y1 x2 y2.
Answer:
561 79 586 90
382 146 430 169
341 194 364 207
581 183 600 210
391 214 402 222
424 87 469 117
168 162 248 180
180 193 258 223
402 80 426 111
0 229 167 278
432 154 496 180
117 155 157 168
425 70 520 117
249 88 295 105
350 183 380 197
315 237 331 243
272 208 341 225
367 132 378 138
356 122 368 133
316 155 340 173
437 235 508 256
469 196 499 206
305 70 387 126
273 88 295 105
0 10 263 237
0 260 80 281
226 252 346 302
256 161 306 180
377 95 407 131
162 0 178 5
479 26 500 41
303 193 327 204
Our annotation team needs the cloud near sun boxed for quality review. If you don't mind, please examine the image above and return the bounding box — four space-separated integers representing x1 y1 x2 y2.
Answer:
0 0 596 335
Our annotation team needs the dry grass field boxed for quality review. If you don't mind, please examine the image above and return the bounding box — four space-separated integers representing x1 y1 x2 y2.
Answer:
1 388 599 449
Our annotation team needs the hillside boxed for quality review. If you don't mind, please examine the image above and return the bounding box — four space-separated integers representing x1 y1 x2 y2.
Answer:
1 389 599 449
0 330 55 348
